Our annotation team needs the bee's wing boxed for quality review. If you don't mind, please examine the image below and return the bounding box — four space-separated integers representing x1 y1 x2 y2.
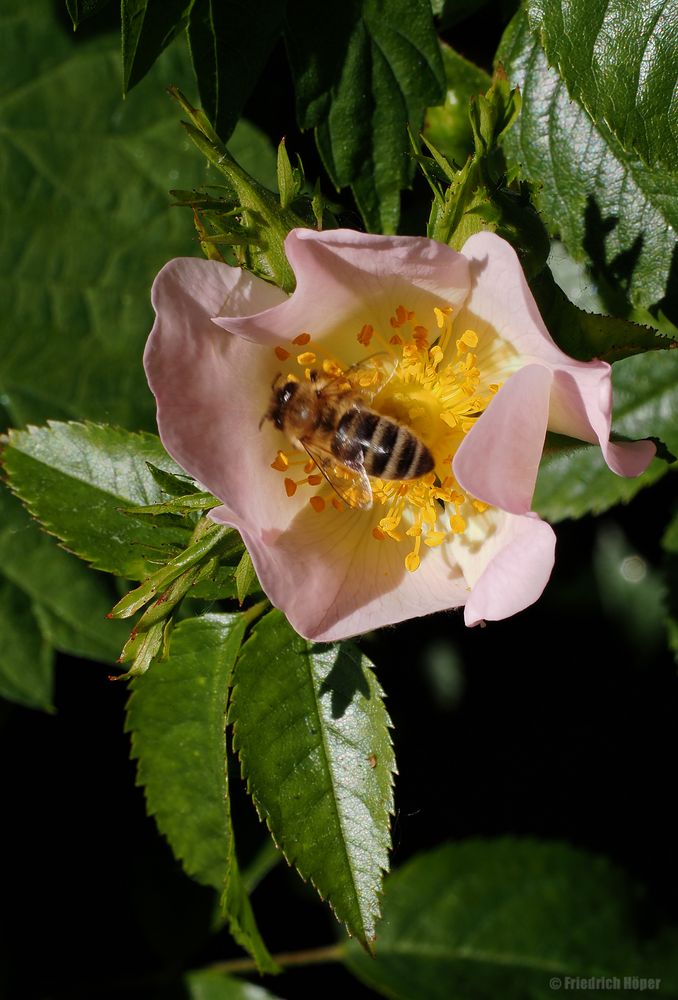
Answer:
302 442 373 511
320 353 396 404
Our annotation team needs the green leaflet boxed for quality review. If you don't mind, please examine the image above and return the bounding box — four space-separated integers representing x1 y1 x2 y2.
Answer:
126 613 278 973
526 0 678 176
345 839 678 998
285 0 445 233
534 351 677 522
122 0 193 93
187 0 285 141
230 610 395 950
3 423 192 579
65 0 112 28
498 10 678 311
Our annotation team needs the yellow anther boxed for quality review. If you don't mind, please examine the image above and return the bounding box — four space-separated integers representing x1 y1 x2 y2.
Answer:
461 329 478 348
449 514 466 534
472 499 489 513
424 531 446 547
405 551 420 572
297 352 316 365
433 307 447 329
439 411 457 428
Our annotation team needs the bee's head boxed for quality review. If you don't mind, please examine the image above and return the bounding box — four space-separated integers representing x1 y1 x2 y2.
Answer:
260 374 299 430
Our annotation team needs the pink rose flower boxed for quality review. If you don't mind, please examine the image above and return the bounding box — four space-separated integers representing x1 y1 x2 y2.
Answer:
144 229 655 641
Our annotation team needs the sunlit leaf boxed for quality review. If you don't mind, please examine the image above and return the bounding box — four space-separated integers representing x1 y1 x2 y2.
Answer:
231 610 394 950
526 0 678 175
3 423 191 579
499 9 678 311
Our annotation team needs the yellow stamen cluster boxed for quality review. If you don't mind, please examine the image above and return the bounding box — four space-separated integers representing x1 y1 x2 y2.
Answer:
269 303 499 572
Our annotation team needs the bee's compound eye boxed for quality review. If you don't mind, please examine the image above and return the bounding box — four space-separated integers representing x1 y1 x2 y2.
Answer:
279 381 298 406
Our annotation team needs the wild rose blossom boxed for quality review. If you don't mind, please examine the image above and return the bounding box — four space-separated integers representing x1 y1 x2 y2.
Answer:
144 229 655 641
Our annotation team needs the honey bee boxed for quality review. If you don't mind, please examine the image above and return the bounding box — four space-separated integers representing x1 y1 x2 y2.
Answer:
262 356 435 510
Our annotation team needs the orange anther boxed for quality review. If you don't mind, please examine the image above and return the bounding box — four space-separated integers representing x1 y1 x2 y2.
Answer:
357 323 374 346
275 346 290 361
293 332 311 345
372 527 386 540
389 334 403 345
307 474 323 486
331 498 344 511
284 478 297 497
309 496 325 512
271 451 289 471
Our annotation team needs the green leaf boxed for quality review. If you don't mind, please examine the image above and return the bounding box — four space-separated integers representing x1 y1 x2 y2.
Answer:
285 0 445 233
127 613 277 973
0 485 128 667
187 0 285 142
498 9 678 311
423 43 491 168
3 422 192 579
345 839 678 998
526 0 678 176
0 577 54 711
65 0 112 28
534 350 678 522
1 0 275 431
230 610 394 950
185 970 284 1000
234 551 257 605
122 1 192 93
531 267 676 363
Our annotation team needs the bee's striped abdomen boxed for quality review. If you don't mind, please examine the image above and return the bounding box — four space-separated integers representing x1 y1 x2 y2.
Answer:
333 408 434 481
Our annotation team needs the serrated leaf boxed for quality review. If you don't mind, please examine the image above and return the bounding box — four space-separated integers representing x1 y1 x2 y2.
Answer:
3 422 192 579
1 0 275 431
526 0 678 176
230 610 394 950
285 0 445 233
127 613 277 973
0 484 128 666
423 43 491 168
345 839 678 998
0 577 54 711
498 10 678 310
65 0 112 28
185 970 284 1000
534 351 677 522
531 267 676 363
187 0 285 142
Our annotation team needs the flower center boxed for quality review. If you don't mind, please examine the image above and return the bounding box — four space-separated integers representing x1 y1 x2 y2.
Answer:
269 303 500 572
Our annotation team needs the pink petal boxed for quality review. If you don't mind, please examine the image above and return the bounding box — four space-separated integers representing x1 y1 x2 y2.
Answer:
459 512 557 626
211 228 471 360
453 364 553 514
145 257 312 531
459 232 655 477
210 503 470 641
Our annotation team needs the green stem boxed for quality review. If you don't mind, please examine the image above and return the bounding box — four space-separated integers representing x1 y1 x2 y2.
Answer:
203 943 345 975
